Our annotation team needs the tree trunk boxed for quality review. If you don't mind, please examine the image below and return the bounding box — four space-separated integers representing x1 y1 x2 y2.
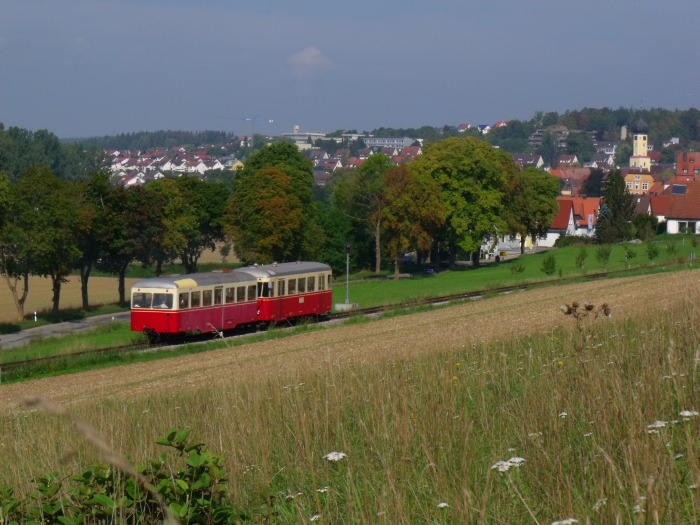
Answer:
520 236 526 255
80 262 92 310
51 275 62 313
2 271 29 322
394 257 401 280
471 251 480 268
374 218 382 275
118 271 127 306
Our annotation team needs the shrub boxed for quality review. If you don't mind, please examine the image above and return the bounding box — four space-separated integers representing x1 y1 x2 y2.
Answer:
0 429 244 524
541 254 557 276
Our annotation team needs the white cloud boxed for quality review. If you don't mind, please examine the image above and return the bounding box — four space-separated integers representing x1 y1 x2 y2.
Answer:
287 46 334 78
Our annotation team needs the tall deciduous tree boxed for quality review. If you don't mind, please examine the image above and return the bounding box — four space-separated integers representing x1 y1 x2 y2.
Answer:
17 166 81 313
232 143 322 260
75 171 112 310
333 154 393 274
225 167 302 263
504 168 561 253
173 177 228 274
410 137 518 266
0 172 31 321
383 166 446 278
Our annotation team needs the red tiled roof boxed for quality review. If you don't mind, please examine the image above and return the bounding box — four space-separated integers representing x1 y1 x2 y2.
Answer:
660 181 700 219
550 199 573 229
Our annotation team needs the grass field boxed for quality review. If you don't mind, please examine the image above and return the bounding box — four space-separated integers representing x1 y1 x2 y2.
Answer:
0 269 698 523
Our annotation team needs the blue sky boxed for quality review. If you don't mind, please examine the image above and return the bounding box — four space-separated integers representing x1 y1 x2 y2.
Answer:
1 1 699 139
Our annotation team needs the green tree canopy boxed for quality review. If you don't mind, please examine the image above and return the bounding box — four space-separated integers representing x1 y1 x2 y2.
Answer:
16 166 81 313
503 167 561 253
383 165 446 277
410 136 518 265
232 142 322 260
225 167 303 263
331 154 393 274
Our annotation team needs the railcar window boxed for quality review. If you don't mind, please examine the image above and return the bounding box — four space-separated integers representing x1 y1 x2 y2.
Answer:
298 277 306 293
257 282 271 298
191 291 201 308
225 287 235 303
153 293 173 309
236 286 246 303
179 293 189 309
214 287 223 305
288 279 297 294
278 280 285 296
132 292 152 308
308 276 315 292
247 284 256 300
318 274 325 291
327 275 332 289
203 289 213 306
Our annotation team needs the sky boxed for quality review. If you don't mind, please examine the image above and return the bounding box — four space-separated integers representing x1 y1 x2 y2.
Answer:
1 0 699 139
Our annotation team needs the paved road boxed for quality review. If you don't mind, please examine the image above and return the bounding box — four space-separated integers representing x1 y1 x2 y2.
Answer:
0 312 130 350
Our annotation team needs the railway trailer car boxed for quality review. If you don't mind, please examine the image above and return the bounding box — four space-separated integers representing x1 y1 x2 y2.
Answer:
130 261 332 340
238 261 333 323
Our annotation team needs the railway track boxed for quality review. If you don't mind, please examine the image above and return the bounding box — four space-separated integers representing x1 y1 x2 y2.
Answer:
0 268 650 381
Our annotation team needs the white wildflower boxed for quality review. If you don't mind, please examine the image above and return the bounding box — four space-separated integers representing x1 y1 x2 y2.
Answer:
559 411 568 419
551 519 578 525
317 486 329 493
679 410 699 419
674 453 683 460
647 420 667 433
310 515 320 522
593 497 607 511
491 456 525 472
437 502 449 508
323 451 347 462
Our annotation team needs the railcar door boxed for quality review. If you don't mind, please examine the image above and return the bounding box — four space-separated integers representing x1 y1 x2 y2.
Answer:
214 286 224 332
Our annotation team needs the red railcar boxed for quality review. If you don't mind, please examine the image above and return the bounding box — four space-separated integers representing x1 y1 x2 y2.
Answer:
130 262 332 340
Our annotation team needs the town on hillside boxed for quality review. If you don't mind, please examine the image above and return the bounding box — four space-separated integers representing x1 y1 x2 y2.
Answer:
104 114 700 245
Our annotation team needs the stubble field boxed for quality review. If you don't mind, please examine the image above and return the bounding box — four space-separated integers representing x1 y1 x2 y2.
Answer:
1 270 696 414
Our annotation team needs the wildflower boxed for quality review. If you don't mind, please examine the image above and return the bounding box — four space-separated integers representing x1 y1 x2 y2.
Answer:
491 456 525 472
592 497 607 511
310 515 320 522
323 451 347 461
647 420 667 433
551 519 578 525
559 411 568 419
679 410 699 419
674 453 683 460
317 486 329 493
437 502 449 508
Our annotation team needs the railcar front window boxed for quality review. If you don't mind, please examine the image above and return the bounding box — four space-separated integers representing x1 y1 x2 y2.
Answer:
153 293 173 309
132 292 152 308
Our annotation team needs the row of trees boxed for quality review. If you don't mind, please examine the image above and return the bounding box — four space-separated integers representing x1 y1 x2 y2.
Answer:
0 169 228 322
1 138 565 320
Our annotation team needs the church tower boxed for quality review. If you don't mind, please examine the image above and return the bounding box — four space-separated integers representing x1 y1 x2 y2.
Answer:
629 118 651 171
